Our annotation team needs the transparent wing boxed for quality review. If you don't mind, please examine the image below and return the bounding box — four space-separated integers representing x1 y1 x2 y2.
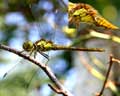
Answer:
2 57 38 87
22 1 56 90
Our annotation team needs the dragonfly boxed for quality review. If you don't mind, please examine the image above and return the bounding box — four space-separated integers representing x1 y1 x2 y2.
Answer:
22 38 104 59
69 2 119 30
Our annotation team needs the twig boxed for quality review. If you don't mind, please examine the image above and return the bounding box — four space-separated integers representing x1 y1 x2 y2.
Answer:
0 44 73 96
112 57 120 64
48 84 67 95
97 55 113 96
90 30 120 43
72 30 120 46
79 53 118 95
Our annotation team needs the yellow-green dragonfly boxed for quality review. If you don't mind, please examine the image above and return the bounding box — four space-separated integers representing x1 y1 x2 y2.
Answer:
22 38 104 60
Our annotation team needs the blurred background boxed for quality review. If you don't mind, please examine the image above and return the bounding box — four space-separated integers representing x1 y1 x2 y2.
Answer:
0 0 120 96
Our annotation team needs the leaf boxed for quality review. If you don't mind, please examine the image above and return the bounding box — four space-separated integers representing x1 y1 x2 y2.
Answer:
68 2 119 30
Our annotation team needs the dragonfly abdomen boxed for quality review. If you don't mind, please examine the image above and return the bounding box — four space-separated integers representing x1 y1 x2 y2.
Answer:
51 45 104 52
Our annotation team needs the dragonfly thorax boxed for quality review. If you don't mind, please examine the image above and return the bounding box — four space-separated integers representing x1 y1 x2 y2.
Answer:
35 39 54 52
23 41 35 52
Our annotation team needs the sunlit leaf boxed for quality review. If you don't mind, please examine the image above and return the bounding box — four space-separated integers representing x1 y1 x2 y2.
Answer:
68 2 118 29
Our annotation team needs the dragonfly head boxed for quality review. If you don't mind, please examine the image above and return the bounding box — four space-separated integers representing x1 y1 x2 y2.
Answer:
22 41 34 52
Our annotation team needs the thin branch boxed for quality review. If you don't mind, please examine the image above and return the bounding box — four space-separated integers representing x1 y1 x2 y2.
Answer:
90 30 120 43
0 44 73 96
112 57 120 64
79 53 118 95
48 83 70 96
72 30 120 46
48 84 66 95
97 55 113 96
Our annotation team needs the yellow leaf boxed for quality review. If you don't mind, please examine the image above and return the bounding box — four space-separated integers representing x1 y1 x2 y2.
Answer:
68 2 119 30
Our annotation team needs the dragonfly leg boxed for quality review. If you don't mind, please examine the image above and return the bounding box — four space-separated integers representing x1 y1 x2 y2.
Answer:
38 51 49 61
34 50 37 58
29 49 34 57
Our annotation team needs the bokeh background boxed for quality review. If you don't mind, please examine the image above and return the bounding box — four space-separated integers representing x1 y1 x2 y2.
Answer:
0 0 120 96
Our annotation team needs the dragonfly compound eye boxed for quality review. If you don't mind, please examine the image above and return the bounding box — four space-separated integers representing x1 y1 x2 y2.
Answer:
23 41 34 52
